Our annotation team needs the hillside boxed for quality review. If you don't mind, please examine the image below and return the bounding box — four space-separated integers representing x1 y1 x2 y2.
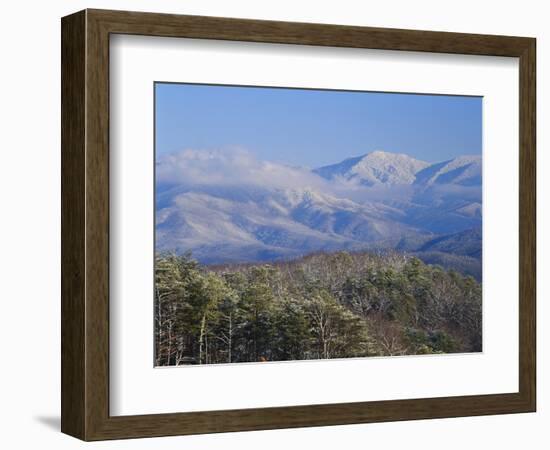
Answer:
156 149 482 276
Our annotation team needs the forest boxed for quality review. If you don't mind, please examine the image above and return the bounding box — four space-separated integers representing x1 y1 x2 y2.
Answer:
155 251 482 366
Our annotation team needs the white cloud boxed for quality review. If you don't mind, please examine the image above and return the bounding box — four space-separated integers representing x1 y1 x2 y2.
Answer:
156 148 331 192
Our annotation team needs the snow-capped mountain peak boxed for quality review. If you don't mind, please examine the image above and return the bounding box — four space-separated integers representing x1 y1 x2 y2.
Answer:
314 150 430 186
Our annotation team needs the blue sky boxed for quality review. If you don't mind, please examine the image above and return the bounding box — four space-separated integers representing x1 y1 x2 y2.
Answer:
155 83 482 167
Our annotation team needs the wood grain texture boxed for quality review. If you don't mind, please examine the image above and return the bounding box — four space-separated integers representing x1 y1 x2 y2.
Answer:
89 8 532 56
85 10 111 439
61 10 86 439
61 9 537 441
518 39 536 410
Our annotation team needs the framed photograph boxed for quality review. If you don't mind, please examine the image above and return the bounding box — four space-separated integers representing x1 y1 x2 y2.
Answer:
61 9 536 440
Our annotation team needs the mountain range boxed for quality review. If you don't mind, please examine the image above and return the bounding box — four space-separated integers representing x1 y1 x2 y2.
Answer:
156 150 482 279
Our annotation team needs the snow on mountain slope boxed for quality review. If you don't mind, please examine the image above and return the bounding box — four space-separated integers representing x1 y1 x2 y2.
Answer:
419 226 482 259
414 155 481 187
156 149 482 265
454 202 482 218
156 187 423 263
314 150 430 186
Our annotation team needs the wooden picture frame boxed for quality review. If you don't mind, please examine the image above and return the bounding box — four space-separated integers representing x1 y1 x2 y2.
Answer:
61 9 536 441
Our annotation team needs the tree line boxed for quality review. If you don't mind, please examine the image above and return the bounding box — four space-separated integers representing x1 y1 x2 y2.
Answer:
155 251 482 366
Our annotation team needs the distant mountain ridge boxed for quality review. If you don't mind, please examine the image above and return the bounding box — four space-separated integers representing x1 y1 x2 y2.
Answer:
156 149 482 278
314 150 481 188
314 150 431 186
414 155 481 187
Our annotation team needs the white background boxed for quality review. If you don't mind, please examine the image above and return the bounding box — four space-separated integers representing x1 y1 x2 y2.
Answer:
0 0 547 448
110 35 519 415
